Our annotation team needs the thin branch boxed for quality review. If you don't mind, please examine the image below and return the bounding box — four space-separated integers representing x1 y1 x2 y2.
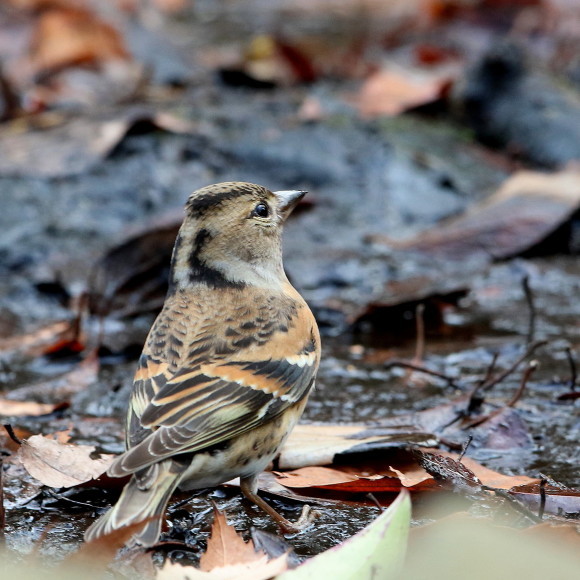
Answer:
481 340 547 393
463 360 538 429
3 424 22 446
457 435 473 462
412 303 425 364
366 493 384 512
483 486 543 524
565 346 577 392
522 275 536 345
383 360 462 389
506 360 538 408
538 478 546 520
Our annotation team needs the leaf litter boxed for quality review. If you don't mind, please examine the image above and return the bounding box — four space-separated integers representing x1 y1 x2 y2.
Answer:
1 0 580 575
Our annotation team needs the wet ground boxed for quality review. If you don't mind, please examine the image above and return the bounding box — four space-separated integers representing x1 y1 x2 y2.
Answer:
1 1 579 568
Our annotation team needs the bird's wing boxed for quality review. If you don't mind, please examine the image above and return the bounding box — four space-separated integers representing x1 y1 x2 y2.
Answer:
109 323 319 477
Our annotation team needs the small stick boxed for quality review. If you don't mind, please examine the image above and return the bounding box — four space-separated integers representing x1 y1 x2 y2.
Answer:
507 360 538 408
412 303 425 364
457 435 473 462
538 478 547 519
480 352 499 386
522 275 536 345
484 486 543 524
481 340 547 392
464 352 500 416
462 360 538 429
565 346 577 392
383 361 461 389
45 489 98 510
3 424 22 446
366 493 384 512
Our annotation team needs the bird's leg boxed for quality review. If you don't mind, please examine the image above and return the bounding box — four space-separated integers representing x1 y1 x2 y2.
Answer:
240 475 318 534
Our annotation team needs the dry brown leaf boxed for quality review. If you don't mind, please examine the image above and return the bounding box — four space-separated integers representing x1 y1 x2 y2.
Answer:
274 466 361 488
0 399 62 417
0 320 81 357
278 423 436 470
66 519 155 573
18 433 114 487
389 462 433 487
7 349 99 402
0 109 195 178
380 167 580 260
200 509 267 571
156 508 289 579
354 67 450 118
30 7 129 75
509 482 580 517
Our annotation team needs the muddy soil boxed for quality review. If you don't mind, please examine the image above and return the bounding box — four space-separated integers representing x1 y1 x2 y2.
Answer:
0 1 579 566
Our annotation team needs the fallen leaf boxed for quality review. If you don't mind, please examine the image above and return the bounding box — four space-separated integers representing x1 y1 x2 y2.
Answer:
0 399 64 417
278 489 410 580
0 319 82 357
509 482 580 517
353 66 451 118
417 449 538 490
352 277 468 336
89 216 181 318
278 423 437 470
66 518 155 571
415 449 482 491
200 508 270 571
380 167 580 260
18 433 114 488
0 108 196 178
274 462 432 494
29 7 129 75
157 508 289 579
6 349 99 403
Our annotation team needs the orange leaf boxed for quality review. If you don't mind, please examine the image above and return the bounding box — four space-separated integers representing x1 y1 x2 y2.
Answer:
199 508 266 571
30 7 129 74
0 399 62 417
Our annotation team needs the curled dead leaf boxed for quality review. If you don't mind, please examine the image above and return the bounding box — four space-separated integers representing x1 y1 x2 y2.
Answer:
18 433 114 488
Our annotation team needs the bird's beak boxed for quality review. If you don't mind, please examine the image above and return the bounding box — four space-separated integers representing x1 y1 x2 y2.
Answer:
274 190 307 221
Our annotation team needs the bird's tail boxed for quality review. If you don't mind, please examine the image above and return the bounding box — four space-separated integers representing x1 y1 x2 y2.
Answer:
84 461 182 547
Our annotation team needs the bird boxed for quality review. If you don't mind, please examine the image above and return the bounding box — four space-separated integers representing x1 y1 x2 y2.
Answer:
84 182 321 547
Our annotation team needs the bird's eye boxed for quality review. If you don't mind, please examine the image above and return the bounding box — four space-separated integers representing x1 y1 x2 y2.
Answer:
252 203 269 218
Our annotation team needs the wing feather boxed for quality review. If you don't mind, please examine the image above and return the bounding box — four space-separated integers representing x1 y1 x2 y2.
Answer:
110 287 320 478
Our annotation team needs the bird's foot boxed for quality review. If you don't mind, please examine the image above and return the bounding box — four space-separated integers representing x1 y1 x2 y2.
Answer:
279 505 320 534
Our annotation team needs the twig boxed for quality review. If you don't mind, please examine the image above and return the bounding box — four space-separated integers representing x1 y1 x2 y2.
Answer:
483 486 543 524
457 435 473 462
538 478 546 520
3 424 22 446
481 340 547 393
45 489 99 510
383 360 461 389
366 493 384 512
507 360 538 408
522 275 536 345
464 352 500 417
565 346 577 392
412 303 425 364
462 360 538 429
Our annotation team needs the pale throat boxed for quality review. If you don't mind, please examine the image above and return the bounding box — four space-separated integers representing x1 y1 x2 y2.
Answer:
212 255 287 289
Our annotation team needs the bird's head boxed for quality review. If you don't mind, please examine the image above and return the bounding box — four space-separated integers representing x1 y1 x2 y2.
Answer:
170 182 305 291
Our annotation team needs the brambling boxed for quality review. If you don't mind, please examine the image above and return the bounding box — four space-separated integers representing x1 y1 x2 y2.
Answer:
84 182 320 546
